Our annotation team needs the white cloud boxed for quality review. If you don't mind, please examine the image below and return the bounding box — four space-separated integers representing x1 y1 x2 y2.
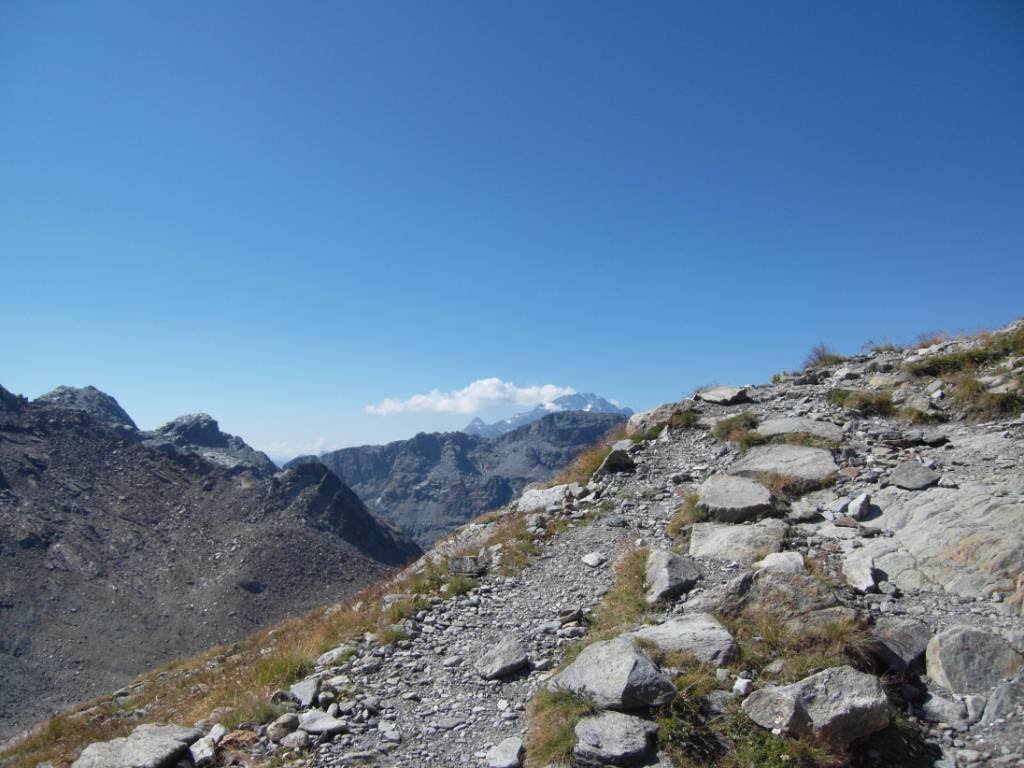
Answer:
366 378 576 416
259 436 337 460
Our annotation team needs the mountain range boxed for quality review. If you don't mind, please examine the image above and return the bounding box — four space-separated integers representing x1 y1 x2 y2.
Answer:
462 392 632 438
0 385 419 739
288 409 627 545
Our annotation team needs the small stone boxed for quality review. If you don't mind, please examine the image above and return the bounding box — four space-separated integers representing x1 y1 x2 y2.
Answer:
644 549 701 604
582 552 607 568
475 637 529 680
486 736 524 768
573 711 658 766
888 461 940 491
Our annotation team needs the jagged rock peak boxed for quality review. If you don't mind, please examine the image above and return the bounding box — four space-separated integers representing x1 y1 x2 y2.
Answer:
143 413 277 475
463 392 632 438
34 385 137 428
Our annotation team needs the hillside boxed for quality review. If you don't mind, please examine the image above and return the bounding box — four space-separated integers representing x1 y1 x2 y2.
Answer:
289 410 627 545
5 320 1024 768
0 388 420 740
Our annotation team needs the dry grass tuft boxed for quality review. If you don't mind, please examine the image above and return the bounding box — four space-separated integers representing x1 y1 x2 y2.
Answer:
666 494 704 543
525 688 598 766
804 344 847 370
826 389 894 416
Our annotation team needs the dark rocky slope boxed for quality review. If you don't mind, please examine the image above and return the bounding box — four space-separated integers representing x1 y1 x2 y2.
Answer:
289 411 626 545
0 387 420 740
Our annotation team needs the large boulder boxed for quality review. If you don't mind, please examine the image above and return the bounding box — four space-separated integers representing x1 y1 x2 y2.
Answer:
689 519 787 564
697 474 772 523
728 444 838 485
573 711 658 767
475 637 529 680
627 614 737 666
645 549 701 604
595 441 636 476
888 461 940 491
926 627 1023 694
870 617 931 675
72 724 203 768
755 417 843 442
548 637 676 709
741 666 890 749
696 386 749 405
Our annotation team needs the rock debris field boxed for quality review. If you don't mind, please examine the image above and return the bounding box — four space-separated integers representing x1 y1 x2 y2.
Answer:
53 322 1024 767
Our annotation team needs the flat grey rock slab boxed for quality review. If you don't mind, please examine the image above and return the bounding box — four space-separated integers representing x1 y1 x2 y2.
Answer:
72 724 203 768
573 711 658 767
547 637 676 709
689 519 787 564
926 627 1023 694
888 461 941 490
696 386 749 405
475 636 529 680
644 548 701 604
486 736 524 768
698 474 772 523
754 551 805 573
755 417 843 442
627 613 737 665
741 666 889 749
728 444 838 484
298 710 349 736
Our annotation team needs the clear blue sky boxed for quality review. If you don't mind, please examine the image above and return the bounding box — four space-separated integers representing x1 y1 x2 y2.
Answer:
2 1 1022 458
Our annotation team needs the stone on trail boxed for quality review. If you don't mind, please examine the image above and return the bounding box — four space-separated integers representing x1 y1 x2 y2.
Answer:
298 710 348 736
697 474 772 523
486 736 524 768
267 712 300 742
696 386 749 405
982 681 1024 726
573 711 658 767
926 627 1024 694
548 637 676 709
627 613 737 666
316 645 354 667
728 444 838 485
581 551 607 568
847 491 872 520
72 724 203 768
595 441 636 476
870 617 931 675
842 552 877 593
475 636 529 680
289 676 320 708
741 666 890 749
689 518 787 564
755 417 843 442
888 461 941 491
644 548 701 604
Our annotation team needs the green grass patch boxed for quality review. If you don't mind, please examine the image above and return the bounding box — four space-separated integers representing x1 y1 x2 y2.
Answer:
712 412 760 446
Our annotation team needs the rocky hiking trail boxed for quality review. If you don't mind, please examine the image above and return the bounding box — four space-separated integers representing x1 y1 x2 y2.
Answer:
9 321 1024 768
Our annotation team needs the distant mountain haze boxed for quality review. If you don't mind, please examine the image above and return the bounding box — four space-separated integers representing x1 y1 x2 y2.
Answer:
463 392 632 438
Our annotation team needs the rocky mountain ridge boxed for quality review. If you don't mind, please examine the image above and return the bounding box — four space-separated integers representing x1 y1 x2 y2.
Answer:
289 410 627 546
463 394 633 439
9 319 1024 768
0 387 420 741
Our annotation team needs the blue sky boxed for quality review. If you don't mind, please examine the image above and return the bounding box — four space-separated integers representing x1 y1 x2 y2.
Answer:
2 1 1022 458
